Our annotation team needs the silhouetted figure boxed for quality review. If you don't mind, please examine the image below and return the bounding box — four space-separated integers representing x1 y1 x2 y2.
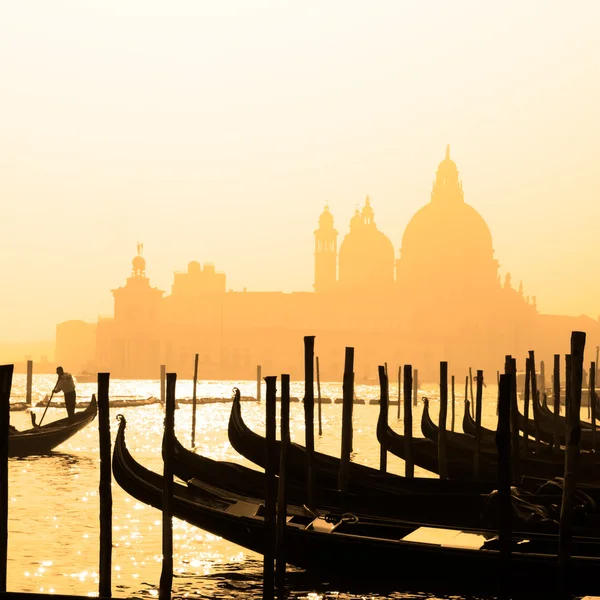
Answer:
54 366 76 419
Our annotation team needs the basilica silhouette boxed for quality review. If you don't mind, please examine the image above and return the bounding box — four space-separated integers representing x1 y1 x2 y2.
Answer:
56 148 600 381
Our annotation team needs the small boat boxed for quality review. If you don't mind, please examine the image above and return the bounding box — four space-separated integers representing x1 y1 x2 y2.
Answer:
9 396 97 457
112 414 600 597
75 371 97 384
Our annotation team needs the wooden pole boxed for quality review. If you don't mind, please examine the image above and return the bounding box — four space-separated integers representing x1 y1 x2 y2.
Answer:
523 358 530 455
316 356 322 437
438 362 448 480
497 373 512 600
596 346 599 385
275 374 290 594
469 367 474 418
397 366 401 420
160 364 166 404
159 373 177 600
303 336 315 507
412 368 418 406
97 373 112 600
257 365 262 402
338 347 354 492
540 359 546 397
529 350 541 455
403 365 414 478
473 369 483 478
26 360 33 406
451 375 455 432
263 376 277 600
553 354 561 451
378 365 389 473
565 354 572 419
505 356 520 482
496 370 500 416
0 364 14 594
191 353 199 449
557 331 586 594
590 362 596 448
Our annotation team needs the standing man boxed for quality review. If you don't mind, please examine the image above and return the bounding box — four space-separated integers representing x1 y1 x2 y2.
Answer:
54 366 77 419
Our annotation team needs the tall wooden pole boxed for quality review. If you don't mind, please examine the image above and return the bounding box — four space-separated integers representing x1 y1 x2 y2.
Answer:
275 374 290 594
339 347 354 492
505 355 519 482
257 365 262 402
397 366 401 420
438 362 448 480
473 369 483 478
191 353 199 448
159 373 177 600
553 354 561 451
590 362 596 448
26 360 33 406
0 364 14 594
403 365 414 478
523 358 531 455
497 373 512 600
469 367 475 418
412 368 418 406
303 336 315 507
98 373 112 600
450 375 455 432
316 356 322 437
378 365 389 472
558 332 585 594
160 364 166 404
263 376 277 600
529 350 541 454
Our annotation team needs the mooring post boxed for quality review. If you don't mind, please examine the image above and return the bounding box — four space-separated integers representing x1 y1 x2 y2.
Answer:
275 374 290 595
590 362 596 448
523 358 531 456
496 370 500 416
303 336 316 507
412 368 418 406
553 354 561 451
473 369 483 478
497 373 512 600
529 350 541 455
378 365 389 473
97 373 112 600
540 359 546 398
450 374 455 432
0 364 14 594
505 356 519 482
558 331 586 595
159 373 177 600
397 366 402 420
257 365 262 402
26 360 33 406
160 364 166 404
191 353 199 449
469 367 474 418
316 356 322 437
338 347 354 492
263 376 277 600
565 354 572 426
403 365 414 478
438 362 448 480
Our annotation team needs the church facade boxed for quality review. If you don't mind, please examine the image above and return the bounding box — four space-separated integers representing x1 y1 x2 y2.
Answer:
56 148 600 382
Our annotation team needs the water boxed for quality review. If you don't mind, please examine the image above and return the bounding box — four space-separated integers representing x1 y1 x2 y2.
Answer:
3 374 551 598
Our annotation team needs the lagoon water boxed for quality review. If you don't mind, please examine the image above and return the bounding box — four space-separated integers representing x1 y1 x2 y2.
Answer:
4 373 566 599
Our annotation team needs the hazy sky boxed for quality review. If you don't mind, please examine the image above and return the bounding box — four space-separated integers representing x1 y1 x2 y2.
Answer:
2 1 600 341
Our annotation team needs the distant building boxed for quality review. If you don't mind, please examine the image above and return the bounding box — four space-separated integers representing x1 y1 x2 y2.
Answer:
56 148 600 381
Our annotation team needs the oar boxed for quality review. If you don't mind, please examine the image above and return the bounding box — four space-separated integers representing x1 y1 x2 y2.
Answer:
38 377 60 427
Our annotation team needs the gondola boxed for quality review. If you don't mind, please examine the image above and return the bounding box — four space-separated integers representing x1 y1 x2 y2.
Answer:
9 396 97 457
227 388 495 494
113 413 600 597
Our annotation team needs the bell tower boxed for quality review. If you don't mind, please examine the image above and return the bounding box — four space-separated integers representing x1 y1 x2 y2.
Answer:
314 204 338 293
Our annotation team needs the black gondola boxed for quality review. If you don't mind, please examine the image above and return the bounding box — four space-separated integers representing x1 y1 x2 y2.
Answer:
9 396 97 457
113 413 600 597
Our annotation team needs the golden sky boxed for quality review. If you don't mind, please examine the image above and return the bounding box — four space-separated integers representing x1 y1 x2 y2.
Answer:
2 1 600 341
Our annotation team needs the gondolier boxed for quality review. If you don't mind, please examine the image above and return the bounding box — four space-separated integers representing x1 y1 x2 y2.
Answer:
54 366 77 419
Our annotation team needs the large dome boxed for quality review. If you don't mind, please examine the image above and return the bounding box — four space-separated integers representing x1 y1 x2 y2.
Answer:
338 198 395 289
398 147 499 292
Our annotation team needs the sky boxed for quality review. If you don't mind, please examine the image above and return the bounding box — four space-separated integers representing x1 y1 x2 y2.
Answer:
1 1 600 341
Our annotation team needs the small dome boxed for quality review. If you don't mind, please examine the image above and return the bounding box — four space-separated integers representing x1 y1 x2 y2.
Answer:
319 205 334 228
132 254 146 275
188 261 201 275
